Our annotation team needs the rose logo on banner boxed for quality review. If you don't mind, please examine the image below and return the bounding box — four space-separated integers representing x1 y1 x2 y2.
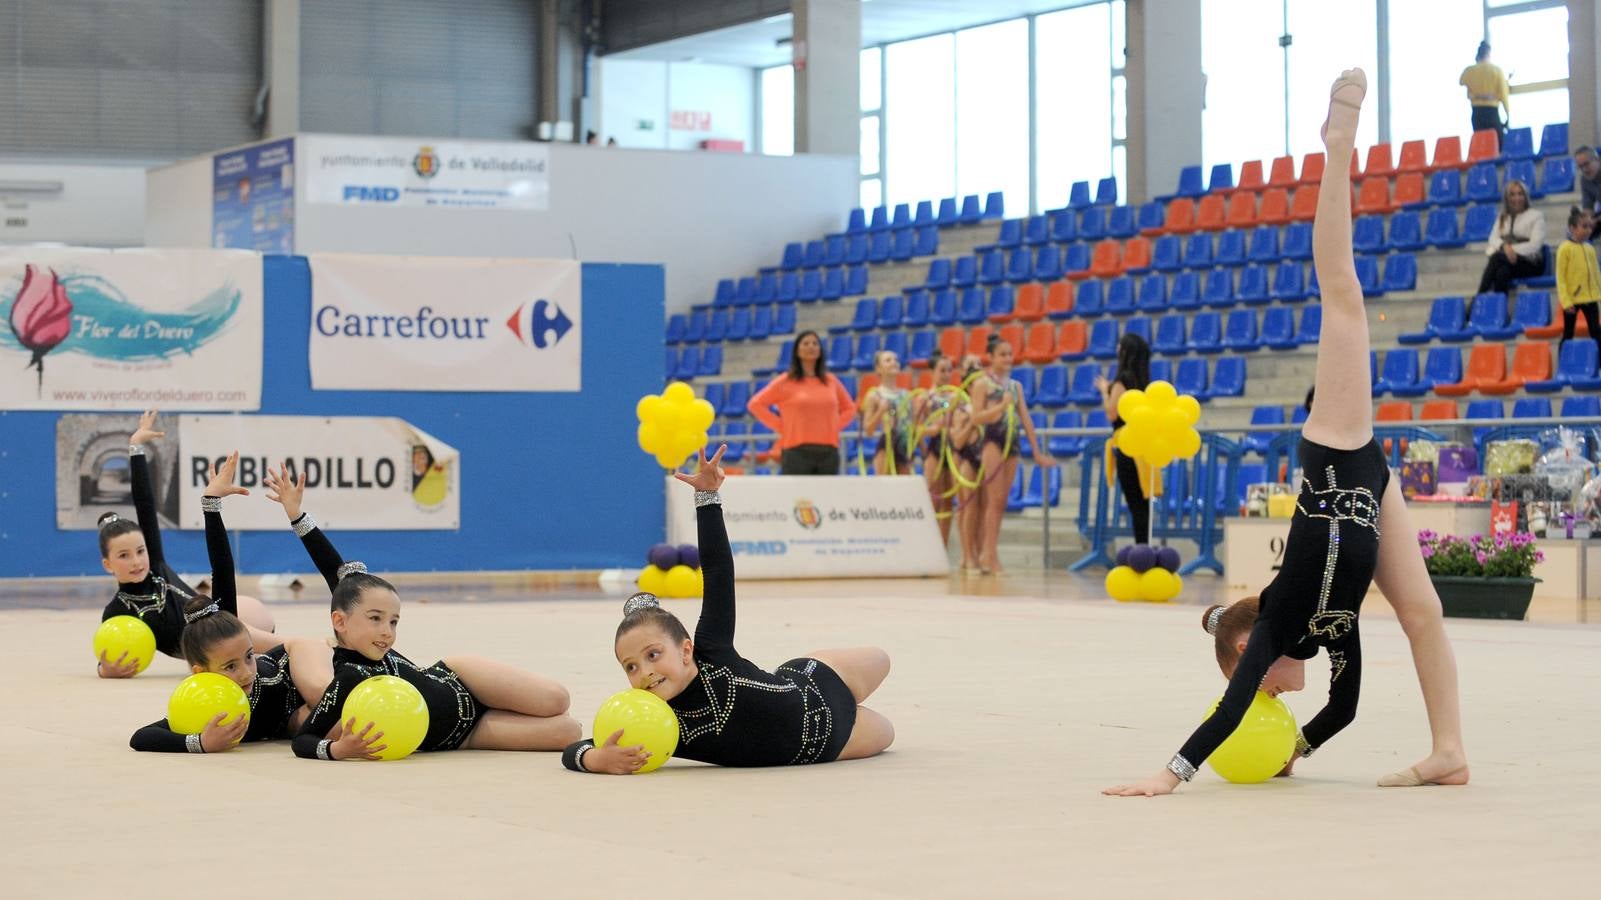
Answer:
793 500 823 530
6 265 72 393
505 299 573 349
412 146 441 179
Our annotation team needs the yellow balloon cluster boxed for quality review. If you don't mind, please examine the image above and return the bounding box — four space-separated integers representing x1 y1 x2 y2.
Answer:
1114 380 1202 470
637 381 716 470
1104 566 1183 602
637 564 704 598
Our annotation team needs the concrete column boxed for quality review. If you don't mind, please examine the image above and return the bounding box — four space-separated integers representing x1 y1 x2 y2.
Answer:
1124 0 1202 204
792 0 861 156
264 0 300 138
1571 0 1599 148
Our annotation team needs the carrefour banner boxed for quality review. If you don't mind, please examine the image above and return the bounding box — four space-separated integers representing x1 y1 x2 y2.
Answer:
666 475 948 579
177 415 459 531
300 135 550 210
0 248 262 411
308 253 581 392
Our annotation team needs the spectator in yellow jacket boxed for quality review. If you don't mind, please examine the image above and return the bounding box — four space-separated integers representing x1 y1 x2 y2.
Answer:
1557 206 1601 351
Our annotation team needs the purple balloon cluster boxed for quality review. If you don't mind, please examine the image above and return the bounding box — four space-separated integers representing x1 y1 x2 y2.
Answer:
1116 544 1181 574
647 543 701 570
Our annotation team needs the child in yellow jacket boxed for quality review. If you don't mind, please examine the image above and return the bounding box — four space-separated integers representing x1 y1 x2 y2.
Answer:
1558 206 1601 348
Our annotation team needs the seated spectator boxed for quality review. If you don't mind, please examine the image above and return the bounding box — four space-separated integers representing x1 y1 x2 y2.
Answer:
1478 179 1545 295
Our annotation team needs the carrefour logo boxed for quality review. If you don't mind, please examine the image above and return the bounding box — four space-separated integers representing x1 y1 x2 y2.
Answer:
505 299 573 348
342 185 401 203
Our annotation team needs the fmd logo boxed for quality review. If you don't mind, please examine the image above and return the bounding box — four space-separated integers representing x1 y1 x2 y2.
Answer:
505 299 573 348
731 541 788 556
342 185 401 203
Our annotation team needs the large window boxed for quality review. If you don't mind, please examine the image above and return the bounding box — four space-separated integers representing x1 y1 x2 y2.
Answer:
1200 0 1284 171
1489 4 1571 133
885 34 956 208
759 65 794 156
1284 0 1377 161
956 19 1029 217
1387 0 1483 145
1036 4 1113 211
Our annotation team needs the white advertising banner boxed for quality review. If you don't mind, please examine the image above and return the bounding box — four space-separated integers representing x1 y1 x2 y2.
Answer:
308 253 581 392
666 475 948 579
300 135 550 210
178 415 460 530
0 248 262 410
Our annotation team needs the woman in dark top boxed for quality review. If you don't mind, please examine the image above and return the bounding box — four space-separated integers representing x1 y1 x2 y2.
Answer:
562 445 894 773
1096 333 1153 544
95 410 278 678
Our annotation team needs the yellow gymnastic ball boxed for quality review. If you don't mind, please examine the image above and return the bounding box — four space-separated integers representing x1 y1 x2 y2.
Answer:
593 688 680 774
93 615 156 674
167 672 250 739
1205 691 1298 784
343 675 430 760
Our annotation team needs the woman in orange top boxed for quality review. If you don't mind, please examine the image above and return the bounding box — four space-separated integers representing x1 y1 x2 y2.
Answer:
747 331 858 475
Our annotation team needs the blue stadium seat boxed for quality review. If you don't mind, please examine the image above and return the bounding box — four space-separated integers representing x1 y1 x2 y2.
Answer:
1175 358 1210 399
1352 215 1386 254
1137 201 1165 234
937 197 959 227
979 249 1008 286
1222 309 1260 351
1382 253 1417 293
665 314 688 345
802 240 825 268
890 228 916 262
1051 210 1078 243
705 309 729 342
772 304 796 335
1136 273 1168 312
1261 307 1296 350
1105 277 1135 314
1013 368 1038 407
735 277 757 305
1068 180 1093 210
1086 319 1119 359
882 331 908 364
836 374 857 399
1174 165 1205 199
1464 162 1500 203
927 287 961 325
1562 395 1601 417
797 269 822 303
1153 314 1188 356
957 287 987 325
1428 344 1466 390
1124 316 1153 347
1209 357 1246 398
1271 262 1306 301
1425 207 1464 248
1032 244 1063 281
907 329 937 366
846 208 868 235
754 339 793 376
902 290 929 327
1528 340 1601 392
1202 268 1234 308
1398 296 1468 344
851 333 881 371
1188 311 1223 353
1036 365 1069 408
1500 126 1534 161
953 254 980 289
1509 290 1550 334
1464 400 1503 446
1074 279 1104 317
1292 406 1309 425
1514 244 1558 289
1469 292 1518 339
1247 226 1280 263
866 231 892 264
1388 210 1424 251
1002 248 1031 284
875 294 903 329
1427 168 1464 206
750 305 773 339
1356 256 1383 296
983 191 1005 220
845 235 869 265
1151 234 1183 272
1294 305 1321 345
1108 205 1138 238
1281 222 1313 260
1148 359 1173 384
869 205 891 232
697 345 723 377
889 204 911 231
1046 409 1082 454
845 265 869 296
1068 362 1103 405
838 298 876 334
701 382 726 414
986 285 1015 322
1375 348 1420 396
1009 217 1037 247
820 267 845 302
912 258 952 292
1241 405 1285 455
1541 157 1575 195
721 381 752 418
826 334 852 365
1538 123 1568 159
1235 265 1270 304
960 194 983 225
727 307 752 341
1079 206 1107 242
1214 229 1247 267
1512 398 1552 420
714 278 737 306
1208 163 1234 193
1169 271 1202 310
755 273 779 304
1183 232 1213 269
1095 177 1118 206
781 242 805 270
914 226 939 257
824 235 846 267
670 346 695 380
1462 204 1498 242
1061 242 1092 275
913 200 936 228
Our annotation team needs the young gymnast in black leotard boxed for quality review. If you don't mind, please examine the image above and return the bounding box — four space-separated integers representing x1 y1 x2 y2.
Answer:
1105 68 1469 795
259 465 579 761
562 445 895 773
129 453 332 752
95 410 277 678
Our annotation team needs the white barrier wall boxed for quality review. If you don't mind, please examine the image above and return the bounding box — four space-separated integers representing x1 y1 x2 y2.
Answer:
145 136 857 314
0 163 146 247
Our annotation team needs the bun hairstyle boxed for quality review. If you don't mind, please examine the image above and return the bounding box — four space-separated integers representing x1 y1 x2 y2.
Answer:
329 564 396 614
1201 598 1261 675
178 594 246 668
96 511 142 557
615 592 690 645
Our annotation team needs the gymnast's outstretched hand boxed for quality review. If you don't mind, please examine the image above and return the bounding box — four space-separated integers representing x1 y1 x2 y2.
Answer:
203 451 250 500
130 409 164 447
263 462 306 521
674 444 727 492
1102 770 1181 798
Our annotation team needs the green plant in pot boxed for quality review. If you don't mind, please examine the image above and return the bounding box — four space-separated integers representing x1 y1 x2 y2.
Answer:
1417 529 1541 620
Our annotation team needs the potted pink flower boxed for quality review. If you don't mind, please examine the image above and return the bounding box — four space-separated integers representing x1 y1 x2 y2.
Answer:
1416 529 1542 620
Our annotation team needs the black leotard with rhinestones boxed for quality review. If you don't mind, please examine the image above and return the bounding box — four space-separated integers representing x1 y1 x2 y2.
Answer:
99 449 227 658
563 496 857 770
286 519 481 758
129 644 301 751
1175 437 1389 772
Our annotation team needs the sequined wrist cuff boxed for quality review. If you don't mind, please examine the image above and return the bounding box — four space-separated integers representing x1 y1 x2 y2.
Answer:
200 496 223 513
575 744 591 773
694 490 722 508
316 739 334 761
186 733 205 754
129 443 147 457
1295 731 1315 758
291 512 317 537
1167 754 1197 782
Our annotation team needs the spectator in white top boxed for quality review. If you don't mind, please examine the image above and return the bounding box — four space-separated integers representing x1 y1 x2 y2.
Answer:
1477 179 1545 295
